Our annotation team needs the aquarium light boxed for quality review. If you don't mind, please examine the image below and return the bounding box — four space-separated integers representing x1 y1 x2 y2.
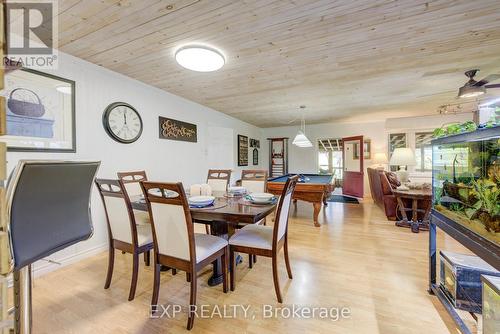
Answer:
479 97 500 107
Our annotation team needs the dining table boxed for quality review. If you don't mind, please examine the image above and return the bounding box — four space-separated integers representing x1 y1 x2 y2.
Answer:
130 191 277 286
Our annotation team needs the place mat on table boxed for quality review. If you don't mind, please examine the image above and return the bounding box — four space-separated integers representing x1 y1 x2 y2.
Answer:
238 197 278 207
189 201 228 210
135 197 227 210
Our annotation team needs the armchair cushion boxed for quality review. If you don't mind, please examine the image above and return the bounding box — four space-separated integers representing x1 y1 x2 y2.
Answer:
194 233 228 263
384 171 401 189
229 224 273 250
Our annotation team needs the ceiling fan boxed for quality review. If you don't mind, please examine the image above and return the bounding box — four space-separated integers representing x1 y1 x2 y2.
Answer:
458 69 500 98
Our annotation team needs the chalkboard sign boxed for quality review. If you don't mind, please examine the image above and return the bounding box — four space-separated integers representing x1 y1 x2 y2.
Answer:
159 116 197 142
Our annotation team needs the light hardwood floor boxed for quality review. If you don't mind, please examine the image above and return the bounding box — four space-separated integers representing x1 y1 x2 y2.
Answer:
29 200 474 333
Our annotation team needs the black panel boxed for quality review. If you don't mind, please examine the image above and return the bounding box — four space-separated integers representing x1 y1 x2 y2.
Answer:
9 161 100 270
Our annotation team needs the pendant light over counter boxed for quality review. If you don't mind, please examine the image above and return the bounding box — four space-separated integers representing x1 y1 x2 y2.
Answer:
292 105 313 148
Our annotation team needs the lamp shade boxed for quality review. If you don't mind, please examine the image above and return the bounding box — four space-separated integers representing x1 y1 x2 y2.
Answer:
389 148 416 166
292 131 313 147
372 152 388 165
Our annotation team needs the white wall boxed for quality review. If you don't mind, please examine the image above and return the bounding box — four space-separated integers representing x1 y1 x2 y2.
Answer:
4 52 263 276
261 112 473 197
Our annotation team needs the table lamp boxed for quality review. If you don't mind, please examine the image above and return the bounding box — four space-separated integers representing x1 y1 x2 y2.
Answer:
389 148 416 187
372 152 388 169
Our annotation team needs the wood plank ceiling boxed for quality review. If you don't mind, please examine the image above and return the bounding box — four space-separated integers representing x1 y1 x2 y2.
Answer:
56 0 500 127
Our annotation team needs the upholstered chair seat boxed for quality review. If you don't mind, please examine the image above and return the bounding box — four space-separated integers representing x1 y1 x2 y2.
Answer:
229 225 273 250
194 233 228 262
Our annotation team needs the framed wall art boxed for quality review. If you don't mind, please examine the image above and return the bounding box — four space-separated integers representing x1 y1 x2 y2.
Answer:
1 68 76 152
238 134 248 166
158 116 197 142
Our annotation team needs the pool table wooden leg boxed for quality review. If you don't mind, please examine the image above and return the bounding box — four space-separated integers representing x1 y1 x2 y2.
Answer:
312 202 321 227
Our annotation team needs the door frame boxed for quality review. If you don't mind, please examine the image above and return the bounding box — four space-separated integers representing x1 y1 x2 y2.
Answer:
341 135 364 198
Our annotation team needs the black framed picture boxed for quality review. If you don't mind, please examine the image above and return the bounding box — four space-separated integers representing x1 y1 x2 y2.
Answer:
253 148 258 165
1 68 76 152
249 138 260 148
238 134 248 166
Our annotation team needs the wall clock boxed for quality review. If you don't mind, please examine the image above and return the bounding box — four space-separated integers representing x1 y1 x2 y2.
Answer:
102 102 143 143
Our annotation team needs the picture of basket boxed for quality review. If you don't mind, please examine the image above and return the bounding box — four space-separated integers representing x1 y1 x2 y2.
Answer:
7 88 46 118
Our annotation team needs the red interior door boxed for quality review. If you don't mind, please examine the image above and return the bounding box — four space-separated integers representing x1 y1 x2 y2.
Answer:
342 136 364 198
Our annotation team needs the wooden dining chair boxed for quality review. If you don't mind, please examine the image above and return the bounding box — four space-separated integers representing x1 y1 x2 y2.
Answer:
95 179 153 301
240 169 269 267
117 171 150 226
206 169 231 192
229 175 298 303
241 169 268 193
203 169 232 234
141 181 228 330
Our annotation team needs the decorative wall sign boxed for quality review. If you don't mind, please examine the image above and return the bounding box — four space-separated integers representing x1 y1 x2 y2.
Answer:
253 148 258 165
1 68 76 152
159 116 197 142
102 102 143 144
238 134 248 166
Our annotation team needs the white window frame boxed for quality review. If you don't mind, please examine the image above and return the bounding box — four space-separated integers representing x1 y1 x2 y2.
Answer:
387 129 433 180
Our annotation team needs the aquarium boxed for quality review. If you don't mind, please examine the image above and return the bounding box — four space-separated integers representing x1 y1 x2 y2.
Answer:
481 275 500 334
432 127 500 246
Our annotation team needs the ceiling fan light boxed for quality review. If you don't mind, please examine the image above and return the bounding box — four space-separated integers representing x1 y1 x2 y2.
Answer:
458 85 486 98
175 45 225 72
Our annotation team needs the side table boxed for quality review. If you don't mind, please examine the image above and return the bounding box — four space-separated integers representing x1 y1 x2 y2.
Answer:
393 188 432 233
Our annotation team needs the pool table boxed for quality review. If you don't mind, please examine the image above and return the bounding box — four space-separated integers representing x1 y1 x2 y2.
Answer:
267 174 334 227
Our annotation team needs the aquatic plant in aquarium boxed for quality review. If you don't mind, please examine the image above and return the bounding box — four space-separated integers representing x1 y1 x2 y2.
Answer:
432 127 500 245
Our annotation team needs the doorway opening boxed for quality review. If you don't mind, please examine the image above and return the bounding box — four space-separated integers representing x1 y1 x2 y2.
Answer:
318 138 343 188
318 136 365 198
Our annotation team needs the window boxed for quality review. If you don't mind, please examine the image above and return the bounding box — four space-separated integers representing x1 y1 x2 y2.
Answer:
388 133 406 171
415 132 433 171
318 139 343 180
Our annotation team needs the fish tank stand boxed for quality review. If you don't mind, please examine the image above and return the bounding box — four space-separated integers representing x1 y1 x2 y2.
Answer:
429 126 500 334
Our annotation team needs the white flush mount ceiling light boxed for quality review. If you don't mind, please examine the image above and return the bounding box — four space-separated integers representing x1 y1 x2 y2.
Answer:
292 105 313 148
175 45 225 72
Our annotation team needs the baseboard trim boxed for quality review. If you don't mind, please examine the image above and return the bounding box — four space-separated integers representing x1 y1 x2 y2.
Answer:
7 243 108 286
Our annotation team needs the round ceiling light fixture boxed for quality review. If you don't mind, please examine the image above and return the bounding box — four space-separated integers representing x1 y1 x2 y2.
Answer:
175 45 225 72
